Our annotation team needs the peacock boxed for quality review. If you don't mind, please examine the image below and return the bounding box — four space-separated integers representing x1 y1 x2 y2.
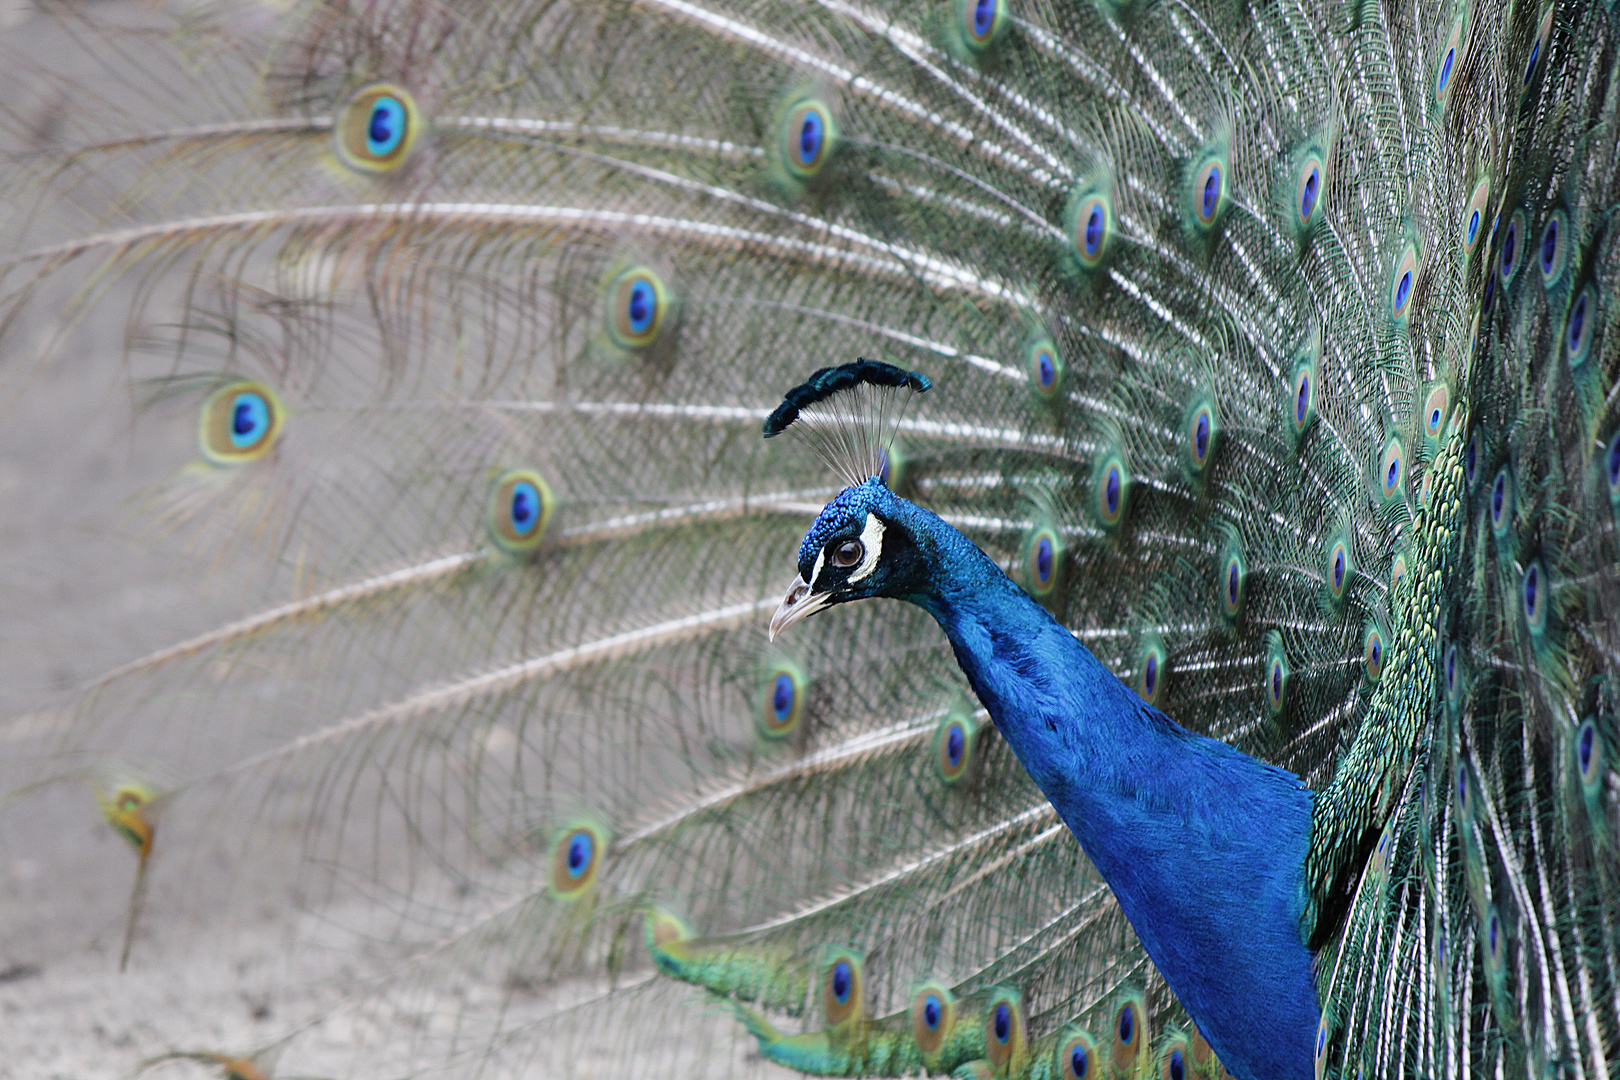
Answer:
1 0 1617 1078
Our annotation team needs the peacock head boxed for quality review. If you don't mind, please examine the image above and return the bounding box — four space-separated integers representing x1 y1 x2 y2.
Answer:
763 360 933 640
770 478 928 639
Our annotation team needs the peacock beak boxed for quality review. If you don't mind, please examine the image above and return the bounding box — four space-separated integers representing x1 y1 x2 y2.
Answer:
769 575 831 640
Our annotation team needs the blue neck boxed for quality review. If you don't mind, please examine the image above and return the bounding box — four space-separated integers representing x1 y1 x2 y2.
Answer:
891 499 1320 1080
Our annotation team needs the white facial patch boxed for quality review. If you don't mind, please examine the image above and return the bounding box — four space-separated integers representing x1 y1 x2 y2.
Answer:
847 513 885 583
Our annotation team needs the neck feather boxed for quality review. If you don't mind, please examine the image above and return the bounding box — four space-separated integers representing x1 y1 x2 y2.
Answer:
891 499 1321 1080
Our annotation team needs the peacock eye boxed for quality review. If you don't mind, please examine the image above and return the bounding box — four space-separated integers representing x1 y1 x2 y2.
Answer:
832 539 864 568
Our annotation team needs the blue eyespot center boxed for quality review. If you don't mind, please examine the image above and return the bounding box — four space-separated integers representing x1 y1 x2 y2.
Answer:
799 111 823 165
1394 271 1412 312
1118 1005 1134 1044
1502 222 1517 273
1038 350 1056 387
1525 38 1541 83
1226 563 1240 604
946 724 965 768
1105 467 1120 514
509 481 541 535
566 832 593 877
1201 167 1221 220
1523 564 1540 621
773 673 795 721
972 0 995 37
1579 725 1595 775
1541 219 1558 274
1492 473 1507 523
627 279 657 334
1271 662 1284 703
1301 166 1320 221
924 995 942 1029
1317 1025 1327 1056
1070 1044 1089 1079
993 1004 1011 1043
1144 655 1158 695
1194 412 1210 460
1467 209 1480 245
1387 459 1400 491
1445 645 1457 693
229 392 270 448
1439 48 1455 93
1569 294 1588 356
1295 373 1311 425
366 96 407 157
1489 913 1500 952
832 962 852 1004
1606 433 1620 489
1085 204 1104 256
1036 535 1054 584
1332 548 1346 590
1169 1049 1185 1080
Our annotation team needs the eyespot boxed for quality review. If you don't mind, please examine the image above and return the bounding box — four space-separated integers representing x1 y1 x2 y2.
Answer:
1326 538 1351 603
1296 156 1323 227
1576 720 1602 790
1465 429 1480 486
486 469 555 555
1565 286 1596 366
199 381 284 465
1379 438 1404 501
1111 996 1147 1073
1186 402 1216 473
1266 646 1289 714
607 266 670 349
780 98 837 179
1095 457 1127 528
1028 338 1063 397
1500 210 1525 283
1160 1041 1189 1080
958 0 1006 50
1390 245 1418 321
1423 385 1450 441
1069 190 1112 268
1289 358 1317 435
1391 549 1408 592
1482 271 1496 316
757 664 804 739
1443 642 1461 707
1315 1017 1330 1072
1539 210 1568 284
548 822 606 899
1456 760 1471 816
1219 549 1246 621
910 984 955 1057
1605 430 1620 502
98 782 157 857
984 992 1024 1072
1191 157 1225 228
1484 908 1504 970
1136 638 1168 707
1490 467 1512 536
1058 1030 1097 1080
1524 7 1553 86
1522 560 1547 634
1026 526 1061 597
335 84 421 173
1437 15 1465 103
935 713 977 784
822 954 862 1026
1463 179 1490 257
1363 625 1385 682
